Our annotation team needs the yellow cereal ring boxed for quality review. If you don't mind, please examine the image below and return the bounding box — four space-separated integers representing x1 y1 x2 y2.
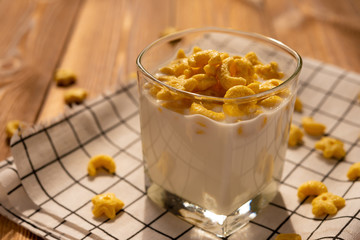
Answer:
247 81 260 94
190 102 225 121
301 117 326 136
244 52 262 66
160 58 189 77
161 99 192 114
297 180 328 200
311 192 345 216
218 58 247 90
191 74 217 91
224 85 255 99
315 137 346 160
188 50 221 68
92 193 124 219
88 155 116 176
259 79 283 93
259 95 283 108
223 104 245 117
255 61 284 80
347 162 360 181
232 57 255 82
203 63 219 76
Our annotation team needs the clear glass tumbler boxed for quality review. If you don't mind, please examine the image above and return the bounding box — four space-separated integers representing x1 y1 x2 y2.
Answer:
136 27 302 237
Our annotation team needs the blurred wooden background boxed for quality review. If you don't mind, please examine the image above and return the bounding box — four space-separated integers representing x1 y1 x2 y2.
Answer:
0 0 359 239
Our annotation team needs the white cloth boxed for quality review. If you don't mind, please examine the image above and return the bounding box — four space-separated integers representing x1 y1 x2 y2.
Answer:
1 58 360 240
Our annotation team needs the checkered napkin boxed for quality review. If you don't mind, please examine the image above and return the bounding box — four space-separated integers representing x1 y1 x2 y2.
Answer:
1 58 360 240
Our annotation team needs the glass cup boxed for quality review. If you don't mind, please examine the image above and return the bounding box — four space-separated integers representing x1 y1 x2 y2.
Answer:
136 27 302 237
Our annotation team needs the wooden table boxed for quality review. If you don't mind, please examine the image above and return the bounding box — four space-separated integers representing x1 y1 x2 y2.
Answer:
0 0 359 239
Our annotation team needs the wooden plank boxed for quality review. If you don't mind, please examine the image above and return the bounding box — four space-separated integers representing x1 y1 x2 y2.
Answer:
0 215 41 240
266 0 360 71
38 0 132 121
0 0 82 239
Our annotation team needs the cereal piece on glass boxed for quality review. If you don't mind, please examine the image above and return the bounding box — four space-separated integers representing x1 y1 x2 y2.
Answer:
275 233 302 240
54 69 77 86
288 124 303 147
311 192 345 217
92 193 124 219
64 87 88 105
301 116 326 136
218 57 247 90
87 155 116 177
255 61 284 80
315 137 346 160
190 102 225 121
346 162 360 181
259 95 283 108
297 180 328 200
258 79 283 93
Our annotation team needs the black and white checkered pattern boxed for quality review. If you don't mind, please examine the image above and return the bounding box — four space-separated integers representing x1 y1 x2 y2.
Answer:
0 57 359 239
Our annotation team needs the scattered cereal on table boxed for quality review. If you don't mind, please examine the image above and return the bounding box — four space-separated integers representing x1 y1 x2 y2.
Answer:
297 180 328 200
311 192 345 217
294 97 302 112
54 69 77 86
315 137 346 160
5 120 24 140
288 124 303 147
92 193 124 219
346 162 360 181
301 116 326 136
64 87 88 105
87 155 116 176
275 233 302 240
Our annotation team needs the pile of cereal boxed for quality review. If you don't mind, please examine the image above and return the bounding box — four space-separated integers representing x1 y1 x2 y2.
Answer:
145 47 288 122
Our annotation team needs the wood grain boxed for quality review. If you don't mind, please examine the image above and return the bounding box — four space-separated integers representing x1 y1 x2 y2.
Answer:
1 0 359 239
38 0 133 121
0 0 81 239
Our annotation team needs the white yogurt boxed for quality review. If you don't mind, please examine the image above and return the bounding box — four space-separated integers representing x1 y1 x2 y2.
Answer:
140 91 294 215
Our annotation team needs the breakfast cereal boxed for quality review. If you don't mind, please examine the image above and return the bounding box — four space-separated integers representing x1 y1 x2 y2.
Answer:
346 162 360 181
87 155 116 177
315 137 346 160
64 87 88 105
297 180 328 200
91 193 124 219
311 192 345 217
54 69 77 86
288 124 303 147
301 117 326 136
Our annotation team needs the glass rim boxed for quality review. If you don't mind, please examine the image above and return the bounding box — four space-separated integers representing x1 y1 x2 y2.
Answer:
136 27 302 102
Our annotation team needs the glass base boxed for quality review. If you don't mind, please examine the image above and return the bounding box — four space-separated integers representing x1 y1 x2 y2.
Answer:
146 181 278 238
